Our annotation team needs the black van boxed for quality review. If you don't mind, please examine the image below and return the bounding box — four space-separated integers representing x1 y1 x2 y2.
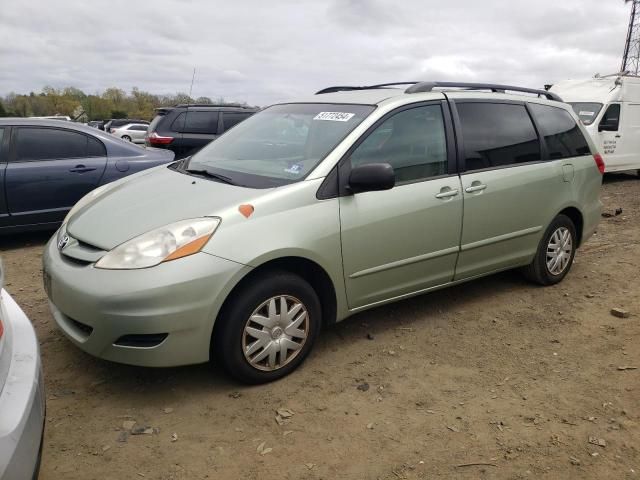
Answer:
145 104 258 159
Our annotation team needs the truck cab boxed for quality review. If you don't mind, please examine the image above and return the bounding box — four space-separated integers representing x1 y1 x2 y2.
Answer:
551 74 640 174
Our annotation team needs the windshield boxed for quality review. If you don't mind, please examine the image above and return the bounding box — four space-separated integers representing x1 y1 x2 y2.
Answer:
185 103 375 188
568 102 603 126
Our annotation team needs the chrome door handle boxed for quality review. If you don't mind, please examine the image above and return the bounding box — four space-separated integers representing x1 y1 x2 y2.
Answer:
465 184 487 193
435 189 459 199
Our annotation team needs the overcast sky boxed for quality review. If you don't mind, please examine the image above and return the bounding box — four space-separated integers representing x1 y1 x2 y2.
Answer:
0 0 632 105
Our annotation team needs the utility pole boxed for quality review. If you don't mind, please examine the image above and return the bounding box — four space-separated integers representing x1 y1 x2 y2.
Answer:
622 0 640 74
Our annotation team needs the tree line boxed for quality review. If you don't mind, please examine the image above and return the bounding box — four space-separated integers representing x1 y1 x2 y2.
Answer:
0 86 252 121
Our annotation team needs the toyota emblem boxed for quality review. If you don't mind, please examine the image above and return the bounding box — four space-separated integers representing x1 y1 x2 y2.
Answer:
58 234 70 250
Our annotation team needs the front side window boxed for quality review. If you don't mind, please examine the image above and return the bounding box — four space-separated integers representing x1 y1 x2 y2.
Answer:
186 103 375 188
15 128 89 161
457 102 541 171
568 102 603 125
349 104 448 184
528 103 591 159
599 104 621 132
171 111 219 134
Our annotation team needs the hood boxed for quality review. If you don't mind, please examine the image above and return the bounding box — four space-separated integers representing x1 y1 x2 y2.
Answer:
67 166 260 250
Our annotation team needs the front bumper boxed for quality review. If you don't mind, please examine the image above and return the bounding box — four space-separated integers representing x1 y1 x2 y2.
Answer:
43 236 251 367
0 290 45 480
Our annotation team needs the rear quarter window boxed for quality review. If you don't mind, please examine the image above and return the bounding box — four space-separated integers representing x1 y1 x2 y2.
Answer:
528 103 591 159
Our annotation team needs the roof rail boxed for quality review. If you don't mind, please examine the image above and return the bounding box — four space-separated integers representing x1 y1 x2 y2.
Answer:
315 82 420 94
173 103 253 108
405 81 562 101
316 81 562 101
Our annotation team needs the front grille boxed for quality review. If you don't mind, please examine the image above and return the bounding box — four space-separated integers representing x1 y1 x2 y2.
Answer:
114 333 168 348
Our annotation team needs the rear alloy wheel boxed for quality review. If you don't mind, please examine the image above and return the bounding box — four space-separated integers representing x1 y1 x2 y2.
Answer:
523 214 577 285
214 272 321 384
122 135 132 142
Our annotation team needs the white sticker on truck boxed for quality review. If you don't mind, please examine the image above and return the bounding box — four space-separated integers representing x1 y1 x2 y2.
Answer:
313 112 355 122
579 111 595 116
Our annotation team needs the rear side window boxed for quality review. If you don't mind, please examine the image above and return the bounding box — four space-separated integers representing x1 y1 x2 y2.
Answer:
171 111 219 134
528 103 591 159
457 103 541 171
15 128 92 161
222 112 252 131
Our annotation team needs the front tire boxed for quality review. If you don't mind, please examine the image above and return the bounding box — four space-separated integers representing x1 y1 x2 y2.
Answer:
523 214 577 286
213 271 321 384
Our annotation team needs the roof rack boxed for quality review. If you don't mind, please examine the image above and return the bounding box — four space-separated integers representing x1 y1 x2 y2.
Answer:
173 103 253 108
316 81 562 101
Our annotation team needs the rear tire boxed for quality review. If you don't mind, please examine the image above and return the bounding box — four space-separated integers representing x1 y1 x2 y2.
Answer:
522 214 577 286
213 271 321 384
122 135 131 142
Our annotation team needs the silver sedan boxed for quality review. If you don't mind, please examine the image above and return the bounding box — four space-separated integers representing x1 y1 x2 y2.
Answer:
0 261 45 479
111 123 148 144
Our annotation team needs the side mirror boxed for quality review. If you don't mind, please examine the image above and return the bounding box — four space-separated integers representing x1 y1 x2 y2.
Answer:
348 163 395 194
598 121 618 132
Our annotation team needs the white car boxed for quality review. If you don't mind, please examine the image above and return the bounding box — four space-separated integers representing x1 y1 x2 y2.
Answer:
0 261 45 479
111 123 149 144
551 73 640 174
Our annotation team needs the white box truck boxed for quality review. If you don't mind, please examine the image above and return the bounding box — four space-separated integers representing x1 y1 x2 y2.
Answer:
550 74 640 174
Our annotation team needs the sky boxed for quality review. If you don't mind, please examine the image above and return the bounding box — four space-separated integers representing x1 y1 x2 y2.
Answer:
0 0 632 106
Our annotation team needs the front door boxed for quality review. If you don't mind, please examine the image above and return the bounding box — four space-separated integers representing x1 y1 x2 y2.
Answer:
5 126 107 226
339 102 463 309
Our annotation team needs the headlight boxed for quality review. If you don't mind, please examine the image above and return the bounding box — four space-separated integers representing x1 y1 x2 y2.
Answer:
63 183 112 225
95 218 220 270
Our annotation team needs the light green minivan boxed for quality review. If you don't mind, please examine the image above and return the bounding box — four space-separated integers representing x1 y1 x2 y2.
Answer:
43 82 603 383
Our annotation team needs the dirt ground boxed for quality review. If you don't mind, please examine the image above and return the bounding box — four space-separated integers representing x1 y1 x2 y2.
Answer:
1 174 638 480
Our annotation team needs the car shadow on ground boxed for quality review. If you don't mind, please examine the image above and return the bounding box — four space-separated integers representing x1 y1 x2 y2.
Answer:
51 267 531 398
602 172 639 184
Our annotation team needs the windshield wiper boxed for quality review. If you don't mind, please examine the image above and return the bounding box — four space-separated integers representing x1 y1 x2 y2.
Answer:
184 168 236 185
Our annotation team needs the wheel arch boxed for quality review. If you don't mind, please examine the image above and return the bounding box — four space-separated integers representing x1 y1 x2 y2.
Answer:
211 256 339 349
557 206 584 247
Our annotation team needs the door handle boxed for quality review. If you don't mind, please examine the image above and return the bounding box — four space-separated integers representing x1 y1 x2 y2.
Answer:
435 188 459 199
69 165 96 173
465 184 487 193
615 134 621 138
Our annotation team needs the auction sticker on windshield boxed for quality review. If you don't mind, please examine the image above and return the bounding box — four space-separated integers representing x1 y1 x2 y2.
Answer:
313 112 355 122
